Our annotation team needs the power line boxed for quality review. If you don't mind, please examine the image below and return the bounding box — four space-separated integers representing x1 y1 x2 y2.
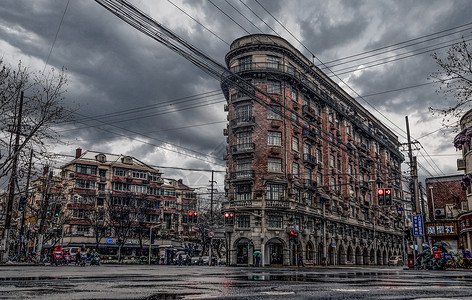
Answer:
320 21 472 66
43 0 70 72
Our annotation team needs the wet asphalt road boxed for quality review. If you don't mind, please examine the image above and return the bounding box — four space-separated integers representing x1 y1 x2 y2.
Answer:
1 264 472 299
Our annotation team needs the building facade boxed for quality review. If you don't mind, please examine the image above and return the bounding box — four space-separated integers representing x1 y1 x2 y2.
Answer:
221 34 405 266
454 109 472 250
54 149 198 255
424 175 466 254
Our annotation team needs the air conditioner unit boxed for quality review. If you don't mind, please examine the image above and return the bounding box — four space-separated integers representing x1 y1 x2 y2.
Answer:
435 208 446 218
457 159 466 171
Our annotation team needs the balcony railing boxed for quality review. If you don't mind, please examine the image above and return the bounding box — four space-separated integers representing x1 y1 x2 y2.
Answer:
302 105 317 119
230 116 255 128
230 170 255 180
303 153 317 166
302 128 317 143
231 143 255 155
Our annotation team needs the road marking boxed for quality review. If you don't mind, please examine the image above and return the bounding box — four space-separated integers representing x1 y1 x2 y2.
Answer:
332 289 370 292
261 291 295 295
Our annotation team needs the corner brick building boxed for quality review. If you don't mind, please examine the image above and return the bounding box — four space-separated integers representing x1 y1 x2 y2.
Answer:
221 34 405 266
453 109 472 250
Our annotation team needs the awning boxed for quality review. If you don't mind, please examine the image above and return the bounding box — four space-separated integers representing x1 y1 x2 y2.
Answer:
318 193 330 200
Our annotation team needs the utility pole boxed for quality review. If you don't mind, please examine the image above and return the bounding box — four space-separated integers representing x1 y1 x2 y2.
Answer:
17 148 33 257
2 91 24 262
36 168 53 254
406 116 422 261
209 170 215 224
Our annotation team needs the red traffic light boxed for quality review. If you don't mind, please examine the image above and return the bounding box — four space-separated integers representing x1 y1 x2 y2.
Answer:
194 211 198 216
225 212 230 218
229 212 234 217
189 211 193 216
385 189 391 195
377 188 384 195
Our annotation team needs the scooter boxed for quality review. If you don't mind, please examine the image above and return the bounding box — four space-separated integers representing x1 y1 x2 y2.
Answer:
90 254 100 266
80 252 88 267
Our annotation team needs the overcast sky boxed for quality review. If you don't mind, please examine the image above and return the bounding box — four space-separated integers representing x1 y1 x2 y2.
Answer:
1 0 470 191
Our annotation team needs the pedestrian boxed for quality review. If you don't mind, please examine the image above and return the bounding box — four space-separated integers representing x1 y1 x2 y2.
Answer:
297 252 305 267
75 249 81 265
255 253 261 267
178 254 183 266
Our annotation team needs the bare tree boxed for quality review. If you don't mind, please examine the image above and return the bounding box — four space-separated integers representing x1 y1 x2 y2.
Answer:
429 39 472 127
0 60 73 180
84 202 108 251
110 193 135 262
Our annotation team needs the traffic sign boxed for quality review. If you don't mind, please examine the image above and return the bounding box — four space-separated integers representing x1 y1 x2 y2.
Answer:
208 231 215 239
412 214 424 237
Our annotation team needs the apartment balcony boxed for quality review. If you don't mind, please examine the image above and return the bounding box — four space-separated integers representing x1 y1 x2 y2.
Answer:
302 128 317 143
230 116 255 131
229 62 318 94
71 187 96 195
230 90 255 104
303 179 317 190
303 153 317 167
231 143 255 156
302 105 317 120
230 170 255 181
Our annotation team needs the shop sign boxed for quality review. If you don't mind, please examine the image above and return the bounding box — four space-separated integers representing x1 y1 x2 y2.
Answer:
425 222 457 236
412 214 425 237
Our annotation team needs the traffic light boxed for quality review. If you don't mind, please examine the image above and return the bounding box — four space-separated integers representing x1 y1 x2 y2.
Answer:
18 196 26 211
188 211 198 223
53 204 62 217
385 188 392 205
224 212 234 225
377 188 385 206
289 230 299 243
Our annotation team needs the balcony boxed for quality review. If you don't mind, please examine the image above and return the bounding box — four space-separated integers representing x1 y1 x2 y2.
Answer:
230 90 255 104
303 179 317 190
302 105 317 120
303 153 317 167
230 170 255 181
266 200 290 208
302 128 317 143
230 116 255 130
231 143 255 156
229 62 318 94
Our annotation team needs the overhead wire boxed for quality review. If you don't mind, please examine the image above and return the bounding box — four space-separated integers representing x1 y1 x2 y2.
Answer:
249 0 455 179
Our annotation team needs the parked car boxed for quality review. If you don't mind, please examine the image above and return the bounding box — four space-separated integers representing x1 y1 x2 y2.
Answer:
388 256 403 266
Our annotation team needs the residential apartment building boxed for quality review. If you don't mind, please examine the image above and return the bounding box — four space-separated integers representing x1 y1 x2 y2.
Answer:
221 34 405 266
52 149 197 255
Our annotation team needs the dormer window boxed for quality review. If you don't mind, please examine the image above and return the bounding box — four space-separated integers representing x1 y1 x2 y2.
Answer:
122 156 133 164
96 153 106 163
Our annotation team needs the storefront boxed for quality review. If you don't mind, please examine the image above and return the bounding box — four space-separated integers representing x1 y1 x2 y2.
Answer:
425 221 459 254
459 212 472 250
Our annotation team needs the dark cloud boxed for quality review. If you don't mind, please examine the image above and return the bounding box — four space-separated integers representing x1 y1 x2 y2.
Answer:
0 0 469 185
